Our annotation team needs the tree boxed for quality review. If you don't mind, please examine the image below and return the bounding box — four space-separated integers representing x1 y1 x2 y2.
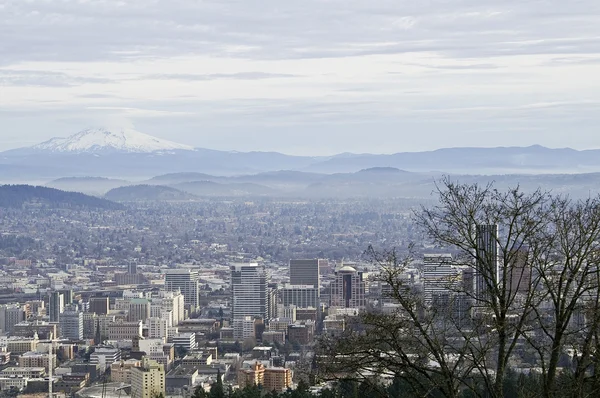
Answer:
319 179 600 398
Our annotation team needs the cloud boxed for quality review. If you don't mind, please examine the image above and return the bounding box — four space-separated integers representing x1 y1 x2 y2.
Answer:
0 0 599 153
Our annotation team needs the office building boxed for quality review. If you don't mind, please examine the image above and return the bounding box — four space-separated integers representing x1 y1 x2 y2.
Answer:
60 310 83 340
330 264 366 309
131 358 166 398
49 291 64 323
280 284 319 309
475 224 499 302
422 254 460 304
231 263 267 321
290 259 320 289
128 298 151 322
0 305 26 334
165 270 200 310
90 347 121 370
57 289 73 306
233 316 256 341
107 320 143 340
89 297 109 315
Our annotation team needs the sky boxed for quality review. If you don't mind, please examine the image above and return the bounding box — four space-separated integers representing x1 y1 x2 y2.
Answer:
1 0 600 155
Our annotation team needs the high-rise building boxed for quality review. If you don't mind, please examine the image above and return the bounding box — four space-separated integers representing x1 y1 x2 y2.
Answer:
290 259 320 289
507 247 532 295
232 316 256 340
422 254 460 304
0 305 26 334
152 291 184 326
89 297 109 315
128 263 138 274
330 264 366 309
60 310 83 340
57 289 73 306
279 285 319 309
49 292 64 323
475 224 499 302
165 270 199 310
230 263 267 321
128 299 151 322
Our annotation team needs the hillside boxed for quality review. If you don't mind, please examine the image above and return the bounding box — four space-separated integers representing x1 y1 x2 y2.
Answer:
0 185 124 210
104 185 197 201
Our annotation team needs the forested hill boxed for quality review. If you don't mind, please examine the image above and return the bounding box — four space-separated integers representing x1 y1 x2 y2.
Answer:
0 185 124 210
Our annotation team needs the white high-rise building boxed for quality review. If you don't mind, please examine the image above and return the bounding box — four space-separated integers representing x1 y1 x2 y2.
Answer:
231 263 268 321
154 291 184 326
422 254 459 304
233 316 256 340
147 317 170 339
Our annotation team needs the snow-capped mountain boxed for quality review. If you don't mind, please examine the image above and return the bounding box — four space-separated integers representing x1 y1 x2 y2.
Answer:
31 127 195 153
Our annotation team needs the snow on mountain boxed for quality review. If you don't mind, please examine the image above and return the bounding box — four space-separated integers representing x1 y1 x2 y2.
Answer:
31 127 195 153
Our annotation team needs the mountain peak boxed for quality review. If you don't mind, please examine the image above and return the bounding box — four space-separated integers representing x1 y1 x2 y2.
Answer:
31 127 194 153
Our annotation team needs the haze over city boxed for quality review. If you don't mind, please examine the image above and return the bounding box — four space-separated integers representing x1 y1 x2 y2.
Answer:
3 2 600 398
2 0 600 155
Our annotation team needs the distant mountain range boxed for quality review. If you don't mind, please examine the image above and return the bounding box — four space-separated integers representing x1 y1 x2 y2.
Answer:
23 168 598 201
0 185 124 210
3 128 600 181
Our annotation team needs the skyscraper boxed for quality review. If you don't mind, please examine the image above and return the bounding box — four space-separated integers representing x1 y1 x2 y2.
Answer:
60 310 83 340
290 259 320 289
49 291 64 323
422 254 459 304
475 224 499 302
165 270 199 310
231 263 267 321
330 264 366 309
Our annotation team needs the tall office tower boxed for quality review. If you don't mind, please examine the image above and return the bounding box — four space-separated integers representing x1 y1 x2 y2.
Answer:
130 358 165 398
49 291 64 323
290 259 320 289
267 285 279 319
165 270 199 310
128 263 138 274
57 289 73 306
89 297 110 315
330 264 366 309
0 305 26 334
153 290 185 326
507 247 532 296
475 224 499 302
280 285 319 309
60 310 83 340
422 254 459 304
128 299 151 322
231 263 268 321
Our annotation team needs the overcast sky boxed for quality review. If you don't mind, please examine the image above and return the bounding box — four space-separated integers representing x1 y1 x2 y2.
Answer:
1 0 600 155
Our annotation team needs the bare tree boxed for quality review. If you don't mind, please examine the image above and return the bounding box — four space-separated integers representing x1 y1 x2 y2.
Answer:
522 196 600 398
